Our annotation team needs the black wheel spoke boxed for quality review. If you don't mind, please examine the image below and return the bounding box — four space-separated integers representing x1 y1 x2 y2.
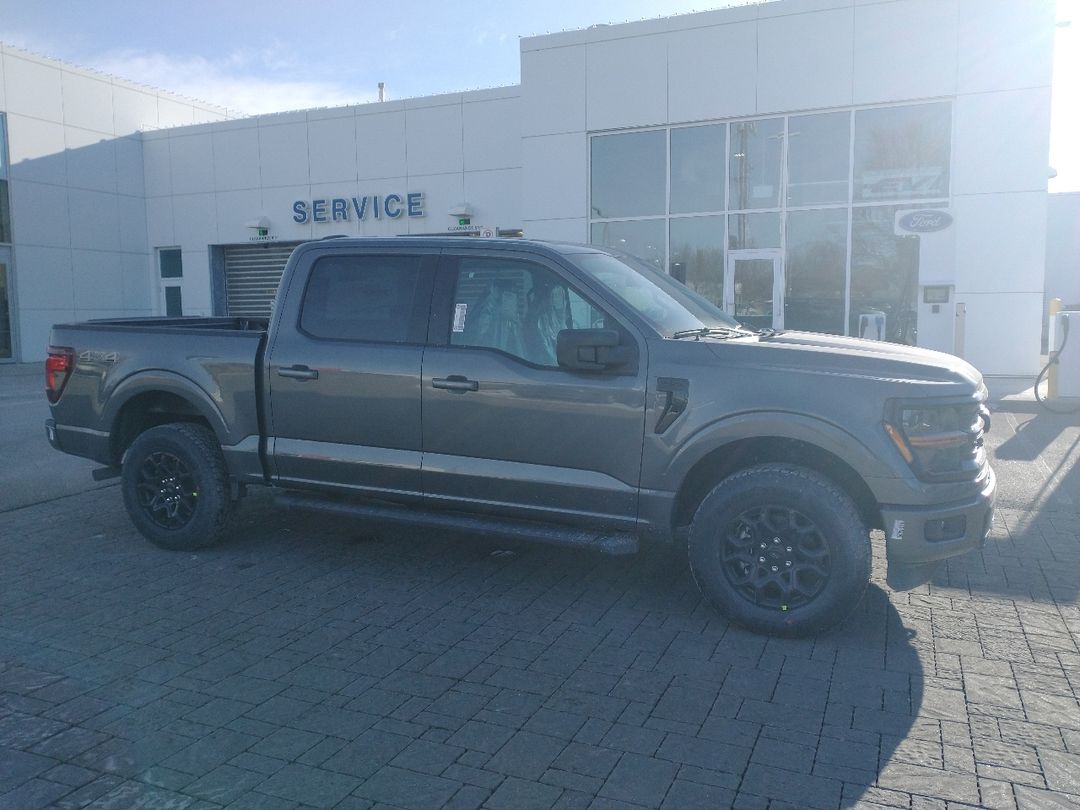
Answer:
135 450 199 530
720 503 832 611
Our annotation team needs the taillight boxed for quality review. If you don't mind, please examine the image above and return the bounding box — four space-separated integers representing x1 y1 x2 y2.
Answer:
46 346 75 404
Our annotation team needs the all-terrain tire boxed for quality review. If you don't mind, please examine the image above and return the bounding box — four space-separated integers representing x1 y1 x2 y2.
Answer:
121 422 232 551
688 463 870 637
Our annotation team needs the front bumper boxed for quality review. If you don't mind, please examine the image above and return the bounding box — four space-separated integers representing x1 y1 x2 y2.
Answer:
882 465 996 565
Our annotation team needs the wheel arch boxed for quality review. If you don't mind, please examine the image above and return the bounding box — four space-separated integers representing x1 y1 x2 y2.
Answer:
672 436 884 537
105 372 227 465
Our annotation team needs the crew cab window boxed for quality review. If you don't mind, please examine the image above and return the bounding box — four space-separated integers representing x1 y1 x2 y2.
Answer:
300 255 421 343
450 258 608 367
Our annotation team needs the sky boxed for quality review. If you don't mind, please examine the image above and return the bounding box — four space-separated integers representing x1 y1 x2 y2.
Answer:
1 0 1076 192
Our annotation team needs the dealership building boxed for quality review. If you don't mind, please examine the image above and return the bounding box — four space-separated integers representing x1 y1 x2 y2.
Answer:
0 0 1060 376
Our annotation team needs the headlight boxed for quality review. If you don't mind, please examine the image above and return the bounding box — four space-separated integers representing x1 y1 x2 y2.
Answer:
884 400 986 482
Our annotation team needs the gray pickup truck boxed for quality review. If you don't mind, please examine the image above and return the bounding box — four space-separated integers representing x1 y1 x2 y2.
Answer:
46 237 995 636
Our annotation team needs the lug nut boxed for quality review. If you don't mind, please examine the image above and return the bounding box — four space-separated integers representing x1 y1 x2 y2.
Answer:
771 565 778 572
759 556 766 563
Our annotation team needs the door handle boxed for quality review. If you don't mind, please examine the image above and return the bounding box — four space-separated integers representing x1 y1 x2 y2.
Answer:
277 365 319 381
432 375 478 392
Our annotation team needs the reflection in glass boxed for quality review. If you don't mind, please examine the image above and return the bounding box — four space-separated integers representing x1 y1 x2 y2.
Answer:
785 209 847 334
0 262 11 359
670 216 725 306
854 102 951 202
732 258 775 331
0 180 11 244
729 118 783 210
0 114 7 177
671 125 725 214
590 219 666 271
850 205 920 343
787 112 850 206
728 212 781 250
591 131 666 218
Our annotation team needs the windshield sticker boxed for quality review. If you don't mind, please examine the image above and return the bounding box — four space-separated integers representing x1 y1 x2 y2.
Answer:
452 303 468 333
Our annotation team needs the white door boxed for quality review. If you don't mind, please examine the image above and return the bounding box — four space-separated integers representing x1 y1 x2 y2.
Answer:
725 250 784 330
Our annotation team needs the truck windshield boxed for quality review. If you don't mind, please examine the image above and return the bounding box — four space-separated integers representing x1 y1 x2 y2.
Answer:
572 251 746 337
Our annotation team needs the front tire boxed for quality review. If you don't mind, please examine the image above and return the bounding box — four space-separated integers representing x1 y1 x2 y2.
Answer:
121 423 232 550
688 464 870 637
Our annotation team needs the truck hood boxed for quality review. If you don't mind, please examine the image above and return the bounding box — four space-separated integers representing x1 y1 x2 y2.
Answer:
705 331 984 390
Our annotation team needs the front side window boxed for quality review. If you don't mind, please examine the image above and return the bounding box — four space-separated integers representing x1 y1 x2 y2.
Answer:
450 258 608 368
300 255 421 343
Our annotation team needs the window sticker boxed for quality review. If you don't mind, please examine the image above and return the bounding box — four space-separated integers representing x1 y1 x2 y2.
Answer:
452 303 468 333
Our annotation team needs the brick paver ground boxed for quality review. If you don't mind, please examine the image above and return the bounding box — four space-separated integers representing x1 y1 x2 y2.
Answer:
2 402 1079 809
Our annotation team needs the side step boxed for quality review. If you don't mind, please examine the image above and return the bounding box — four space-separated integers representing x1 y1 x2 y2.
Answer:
275 491 639 556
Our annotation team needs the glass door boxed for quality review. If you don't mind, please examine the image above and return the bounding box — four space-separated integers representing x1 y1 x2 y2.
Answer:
725 250 783 330
0 247 13 361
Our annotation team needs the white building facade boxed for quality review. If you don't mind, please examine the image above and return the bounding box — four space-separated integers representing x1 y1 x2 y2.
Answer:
0 0 1056 377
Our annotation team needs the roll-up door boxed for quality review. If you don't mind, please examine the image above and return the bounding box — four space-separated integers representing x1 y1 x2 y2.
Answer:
223 243 302 317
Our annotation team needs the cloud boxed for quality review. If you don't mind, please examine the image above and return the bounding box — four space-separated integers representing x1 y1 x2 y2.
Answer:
89 47 374 116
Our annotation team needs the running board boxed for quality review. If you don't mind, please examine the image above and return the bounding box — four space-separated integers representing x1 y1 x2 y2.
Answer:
275 492 639 556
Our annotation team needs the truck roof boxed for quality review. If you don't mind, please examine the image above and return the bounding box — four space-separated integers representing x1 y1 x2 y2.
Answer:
303 236 609 257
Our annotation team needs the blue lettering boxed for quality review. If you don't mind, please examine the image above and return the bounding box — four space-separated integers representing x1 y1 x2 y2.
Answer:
352 196 369 220
292 200 308 224
312 199 328 223
373 195 380 219
331 198 349 222
407 192 424 217
384 194 402 219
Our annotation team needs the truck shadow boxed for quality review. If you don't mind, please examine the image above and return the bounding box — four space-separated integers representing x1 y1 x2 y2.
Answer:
219 500 924 809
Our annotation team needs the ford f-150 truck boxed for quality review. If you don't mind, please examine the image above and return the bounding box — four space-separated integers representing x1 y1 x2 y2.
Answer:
45 237 995 636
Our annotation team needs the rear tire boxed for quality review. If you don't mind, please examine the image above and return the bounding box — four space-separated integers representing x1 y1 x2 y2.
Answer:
688 464 870 637
121 423 232 551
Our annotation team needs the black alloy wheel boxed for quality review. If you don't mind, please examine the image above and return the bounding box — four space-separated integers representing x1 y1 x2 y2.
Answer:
721 505 831 612
135 450 199 529
688 464 870 637
121 422 232 550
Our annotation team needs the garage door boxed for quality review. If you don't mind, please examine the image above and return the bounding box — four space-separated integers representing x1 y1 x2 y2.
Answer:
224 243 302 317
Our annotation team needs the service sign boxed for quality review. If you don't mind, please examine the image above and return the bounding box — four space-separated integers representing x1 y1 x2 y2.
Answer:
293 192 425 225
897 210 953 233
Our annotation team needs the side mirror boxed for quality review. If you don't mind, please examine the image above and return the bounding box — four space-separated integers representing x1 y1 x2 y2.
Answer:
556 329 635 373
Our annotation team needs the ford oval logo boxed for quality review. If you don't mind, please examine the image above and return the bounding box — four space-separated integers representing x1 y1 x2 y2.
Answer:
898 210 953 233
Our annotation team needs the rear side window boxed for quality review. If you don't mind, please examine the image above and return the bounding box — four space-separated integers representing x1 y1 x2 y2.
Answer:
300 255 422 342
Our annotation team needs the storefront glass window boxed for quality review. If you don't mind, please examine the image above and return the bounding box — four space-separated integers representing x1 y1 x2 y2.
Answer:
671 125 725 214
590 130 666 218
0 114 11 244
590 219 666 271
854 102 951 202
670 216 725 306
785 208 848 334
787 111 850 207
850 205 920 343
728 118 783 210
728 212 781 250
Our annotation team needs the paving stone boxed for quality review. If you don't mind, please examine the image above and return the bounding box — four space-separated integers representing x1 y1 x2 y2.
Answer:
485 730 566 780
598 753 678 807
352 764 461 810
256 762 360 808
183 763 266 805
486 776 563 810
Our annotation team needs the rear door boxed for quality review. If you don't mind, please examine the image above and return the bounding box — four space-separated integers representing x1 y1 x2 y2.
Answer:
266 247 436 498
421 250 647 529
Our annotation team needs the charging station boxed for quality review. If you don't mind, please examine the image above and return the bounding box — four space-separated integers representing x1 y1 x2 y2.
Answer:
1053 311 1080 400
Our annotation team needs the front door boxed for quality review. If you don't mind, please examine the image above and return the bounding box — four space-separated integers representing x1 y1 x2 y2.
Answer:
0 247 13 361
266 249 436 498
725 250 783 330
421 253 647 529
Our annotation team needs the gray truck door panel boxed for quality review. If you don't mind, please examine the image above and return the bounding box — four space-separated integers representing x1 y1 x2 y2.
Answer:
267 250 436 496
421 253 647 527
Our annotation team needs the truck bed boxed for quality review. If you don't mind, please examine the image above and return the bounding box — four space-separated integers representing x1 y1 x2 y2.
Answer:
47 317 267 470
